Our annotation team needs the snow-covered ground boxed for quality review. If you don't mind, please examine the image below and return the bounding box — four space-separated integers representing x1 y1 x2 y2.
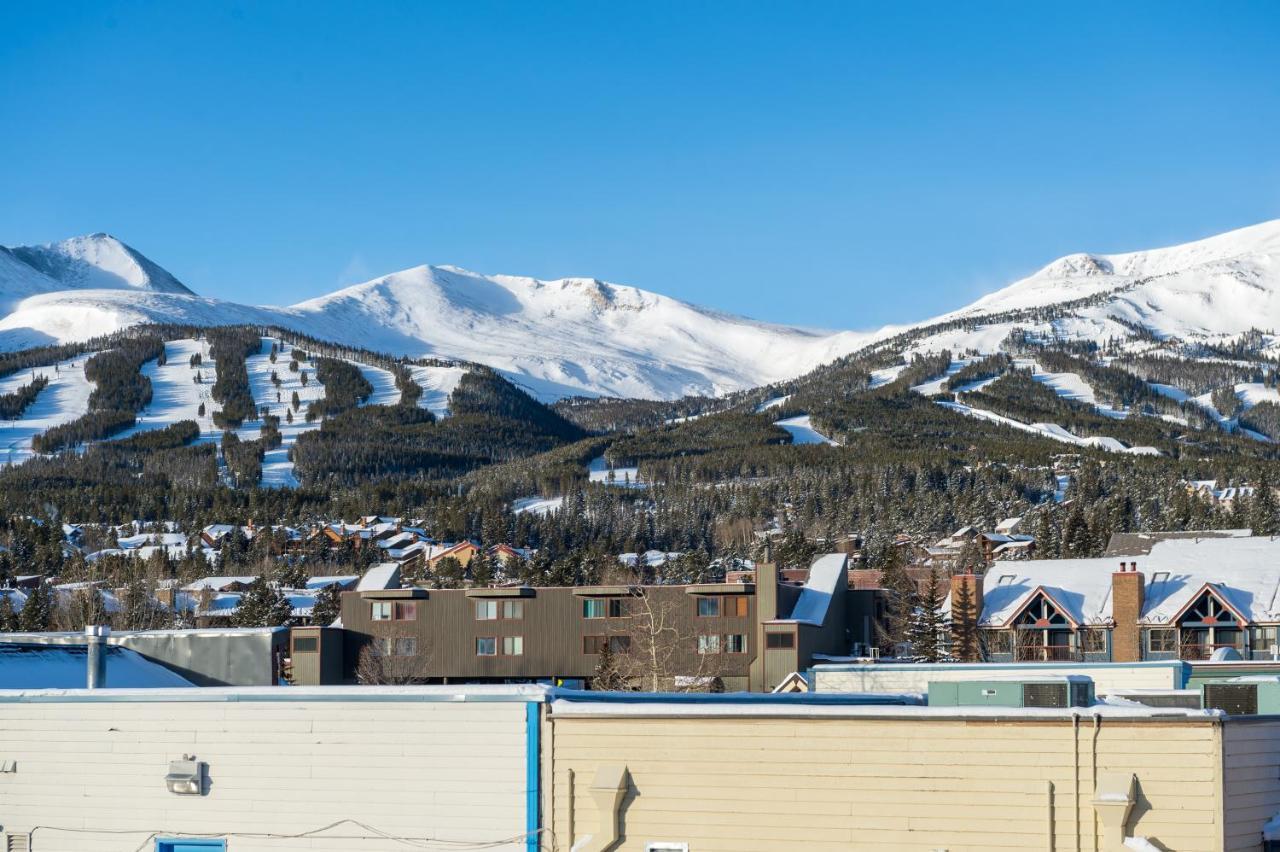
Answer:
352 361 400 407
868 364 907 389
112 338 221 444
241 337 327 488
587 455 646 487
512 495 564 516
937 400 1159 456
755 395 791 412
408 365 467 418
774 415 840 446
910 360 974 396
0 353 96 464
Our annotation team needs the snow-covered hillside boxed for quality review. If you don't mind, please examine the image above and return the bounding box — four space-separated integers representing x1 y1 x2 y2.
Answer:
3 220 1280 401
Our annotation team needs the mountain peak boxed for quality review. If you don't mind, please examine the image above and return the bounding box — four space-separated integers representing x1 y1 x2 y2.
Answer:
9 233 193 296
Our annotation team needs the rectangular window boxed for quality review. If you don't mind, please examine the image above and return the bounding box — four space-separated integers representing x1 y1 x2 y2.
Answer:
371 601 392 621
696 597 721 617
985 630 1013 654
765 632 795 649
1254 626 1278 651
476 637 497 656
583 635 606 654
609 635 631 653
697 634 721 654
394 602 417 621
608 598 626 618
503 600 524 620
392 637 417 656
475 600 498 621
1082 629 1107 654
1148 628 1176 653
724 633 747 653
292 636 318 653
722 596 748 618
503 636 524 656
583 599 607 619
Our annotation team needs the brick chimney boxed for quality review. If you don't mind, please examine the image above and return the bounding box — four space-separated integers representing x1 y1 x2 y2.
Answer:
1111 561 1145 662
949 572 984 662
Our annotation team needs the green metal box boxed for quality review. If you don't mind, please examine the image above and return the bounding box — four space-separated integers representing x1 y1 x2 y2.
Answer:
928 676 1095 708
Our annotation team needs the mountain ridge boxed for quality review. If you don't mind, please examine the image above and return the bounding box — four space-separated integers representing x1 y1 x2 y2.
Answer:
2 220 1279 400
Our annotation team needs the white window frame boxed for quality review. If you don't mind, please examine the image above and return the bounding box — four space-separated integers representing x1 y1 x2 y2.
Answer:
475 600 498 621
371 601 393 621
503 636 524 656
476 637 497 656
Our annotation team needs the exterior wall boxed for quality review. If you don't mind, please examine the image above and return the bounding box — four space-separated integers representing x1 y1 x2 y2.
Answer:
813 661 1187 696
1223 717 1280 851
547 711 1226 851
1112 570 1144 663
341 586 759 685
0 690 533 851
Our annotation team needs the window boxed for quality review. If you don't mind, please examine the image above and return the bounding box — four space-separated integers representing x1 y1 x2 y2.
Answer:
584 635 606 654
476 637 497 656
697 597 721 617
697 634 721 654
1082 629 1107 654
609 635 631 653
608 598 626 618
392 637 417 656
583 599 607 619
985 630 1013 654
1254 626 1278 651
724 633 747 653
475 600 498 621
722 596 748 618
1151 571 1170 584
503 636 524 656
503 600 524 619
292 636 318 653
371 601 393 621
394 602 417 621
765 632 794 649
1148 628 1176 653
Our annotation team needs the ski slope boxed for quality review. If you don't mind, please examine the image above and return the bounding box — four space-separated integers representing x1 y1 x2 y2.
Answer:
112 338 220 444
242 337 327 488
409 365 467 418
937 400 1160 456
774 415 840 446
0 354 97 465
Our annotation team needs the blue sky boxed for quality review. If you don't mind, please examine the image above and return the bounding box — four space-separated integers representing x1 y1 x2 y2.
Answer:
2 2 1278 329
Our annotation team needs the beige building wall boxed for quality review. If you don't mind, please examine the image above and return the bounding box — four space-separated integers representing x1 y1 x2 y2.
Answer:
814 662 1184 696
546 709 1229 852
0 688 533 851
1223 717 1280 851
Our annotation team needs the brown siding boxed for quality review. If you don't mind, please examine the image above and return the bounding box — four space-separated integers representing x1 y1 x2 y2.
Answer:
340 586 760 684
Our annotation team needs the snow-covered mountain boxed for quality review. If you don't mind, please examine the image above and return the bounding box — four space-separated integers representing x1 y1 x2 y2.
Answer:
2 221 1280 400
0 234 867 399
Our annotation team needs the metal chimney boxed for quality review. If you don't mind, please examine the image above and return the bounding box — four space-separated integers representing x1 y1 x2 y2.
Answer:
85 625 110 689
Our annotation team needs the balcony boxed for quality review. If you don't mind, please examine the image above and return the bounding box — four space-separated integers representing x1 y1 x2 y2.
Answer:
1177 643 1245 661
1015 645 1081 663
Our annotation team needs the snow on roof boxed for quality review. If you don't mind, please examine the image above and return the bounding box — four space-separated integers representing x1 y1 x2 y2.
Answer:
779 553 848 625
975 536 1280 627
117 532 187 549
0 589 27 611
305 575 359 590
0 643 194 689
977 557 1119 627
181 575 258 592
357 562 401 591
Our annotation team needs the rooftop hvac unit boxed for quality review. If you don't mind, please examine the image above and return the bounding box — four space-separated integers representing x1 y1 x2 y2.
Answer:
928 676 1095 709
1201 678 1280 716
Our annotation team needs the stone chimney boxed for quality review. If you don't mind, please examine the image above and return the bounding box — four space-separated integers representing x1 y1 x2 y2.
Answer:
949 572 984 662
1111 561 1145 662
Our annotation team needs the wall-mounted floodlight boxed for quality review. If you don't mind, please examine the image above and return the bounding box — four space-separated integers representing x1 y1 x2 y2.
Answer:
165 756 206 795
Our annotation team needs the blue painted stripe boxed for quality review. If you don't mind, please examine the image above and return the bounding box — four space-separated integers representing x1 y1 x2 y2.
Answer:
811 660 1184 673
526 701 540 852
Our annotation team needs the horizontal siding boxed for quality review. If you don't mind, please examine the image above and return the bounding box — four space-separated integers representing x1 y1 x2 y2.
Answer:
0 699 530 851
550 715 1224 852
1224 719 1280 850
815 664 1180 694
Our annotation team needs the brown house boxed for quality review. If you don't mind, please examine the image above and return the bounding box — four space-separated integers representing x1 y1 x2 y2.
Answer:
334 555 876 691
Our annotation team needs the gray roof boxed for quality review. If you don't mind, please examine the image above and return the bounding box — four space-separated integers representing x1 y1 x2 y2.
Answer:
1102 529 1251 557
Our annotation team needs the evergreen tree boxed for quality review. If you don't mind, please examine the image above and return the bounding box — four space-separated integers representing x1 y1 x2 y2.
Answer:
876 545 916 656
469 551 494 587
592 639 627 691
0 593 18 631
951 578 980 662
310 582 342 626
433 557 464 589
232 577 294 627
18 582 53 631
